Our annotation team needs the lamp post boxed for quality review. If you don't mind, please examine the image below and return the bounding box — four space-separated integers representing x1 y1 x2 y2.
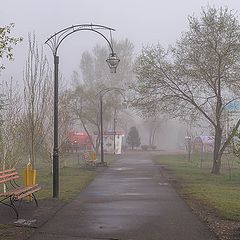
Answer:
113 109 117 155
185 136 192 162
97 88 125 164
45 24 120 199
100 94 104 165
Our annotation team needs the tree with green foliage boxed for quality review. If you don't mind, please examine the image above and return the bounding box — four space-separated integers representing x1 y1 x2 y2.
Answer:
126 126 141 150
0 23 22 72
132 6 240 174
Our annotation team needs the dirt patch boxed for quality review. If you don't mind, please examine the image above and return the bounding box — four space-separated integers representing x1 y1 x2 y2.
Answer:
0 199 65 240
158 165 240 240
184 196 240 240
0 224 34 240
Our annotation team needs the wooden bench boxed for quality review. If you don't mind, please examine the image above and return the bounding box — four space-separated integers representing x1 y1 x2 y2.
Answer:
0 168 41 218
83 151 97 167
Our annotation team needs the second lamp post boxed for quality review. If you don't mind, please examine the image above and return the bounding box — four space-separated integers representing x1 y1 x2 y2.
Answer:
98 88 125 164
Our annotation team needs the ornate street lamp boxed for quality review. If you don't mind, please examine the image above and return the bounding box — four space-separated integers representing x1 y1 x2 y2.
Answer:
45 24 120 199
106 53 120 73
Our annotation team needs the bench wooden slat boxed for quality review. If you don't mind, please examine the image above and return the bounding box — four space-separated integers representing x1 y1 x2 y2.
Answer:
0 184 41 198
0 186 26 197
14 184 39 195
14 186 41 200
0 169 19 184
0 171 17 177
0 171 18 178
0 175 19 184
0 168 16 175
5 185 38 196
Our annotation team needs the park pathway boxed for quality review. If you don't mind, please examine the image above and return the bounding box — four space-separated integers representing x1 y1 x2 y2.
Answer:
30 152 217 240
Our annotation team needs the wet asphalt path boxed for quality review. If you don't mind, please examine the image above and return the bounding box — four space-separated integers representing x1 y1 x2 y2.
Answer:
30 152 217 240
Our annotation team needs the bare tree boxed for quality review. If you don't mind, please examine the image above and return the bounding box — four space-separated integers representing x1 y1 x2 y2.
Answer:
0 80 22 170
132 6 240 174
143 116 166 148
42 86 73 169
67 85 100 153
22 34 51 169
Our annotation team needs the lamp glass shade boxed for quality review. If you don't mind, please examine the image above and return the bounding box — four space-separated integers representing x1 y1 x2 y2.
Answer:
106 53 120 73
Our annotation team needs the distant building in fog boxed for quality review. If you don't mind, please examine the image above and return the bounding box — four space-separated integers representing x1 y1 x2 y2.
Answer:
192 135 214 153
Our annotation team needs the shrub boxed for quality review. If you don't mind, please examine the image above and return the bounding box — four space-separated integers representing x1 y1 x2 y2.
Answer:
141 145 149 151
150 145 157 150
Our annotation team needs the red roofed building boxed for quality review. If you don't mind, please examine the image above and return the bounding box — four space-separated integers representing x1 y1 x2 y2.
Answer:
63 132 93 152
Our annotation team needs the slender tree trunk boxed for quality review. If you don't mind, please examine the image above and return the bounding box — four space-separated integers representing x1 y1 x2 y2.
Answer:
212 76 223 175
80 119 96 152
96 125 101 154
3 155 6 193
149 133 152 146
211 125 223 174
152 127 157 146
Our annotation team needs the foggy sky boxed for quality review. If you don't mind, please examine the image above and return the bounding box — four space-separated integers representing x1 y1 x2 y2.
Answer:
1 0 240 84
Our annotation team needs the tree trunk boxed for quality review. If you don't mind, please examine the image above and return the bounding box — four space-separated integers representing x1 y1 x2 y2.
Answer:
80 118 96 152
211 126 223 174
95 135 100 155
152 127 157 146
149 133 152 146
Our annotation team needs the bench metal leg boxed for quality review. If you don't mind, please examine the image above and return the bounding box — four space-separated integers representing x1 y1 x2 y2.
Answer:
17 198 23 212
0 196 19 219
10 197 19 219
32 193 38 207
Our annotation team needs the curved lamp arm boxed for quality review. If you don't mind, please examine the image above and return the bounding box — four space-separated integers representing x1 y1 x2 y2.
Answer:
45 24 120 73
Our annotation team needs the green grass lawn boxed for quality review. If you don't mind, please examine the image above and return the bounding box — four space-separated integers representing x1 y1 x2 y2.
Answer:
17 153 115 202
35 167 96 201
153 153 240 220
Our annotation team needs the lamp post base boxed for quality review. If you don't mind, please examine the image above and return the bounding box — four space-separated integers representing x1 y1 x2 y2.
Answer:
96 162 108 167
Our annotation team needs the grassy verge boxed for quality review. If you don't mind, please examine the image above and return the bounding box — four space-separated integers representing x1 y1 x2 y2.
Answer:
36 167 96 201
153 153 240 221
19 153 115 202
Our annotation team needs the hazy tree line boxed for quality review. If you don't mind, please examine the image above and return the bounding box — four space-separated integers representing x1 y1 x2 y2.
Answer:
68 39 135 154
0 25 134 170
2 5 240 175
0 32 57 170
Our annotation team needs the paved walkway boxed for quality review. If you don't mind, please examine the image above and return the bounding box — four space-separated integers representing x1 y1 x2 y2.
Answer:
30 152 217 240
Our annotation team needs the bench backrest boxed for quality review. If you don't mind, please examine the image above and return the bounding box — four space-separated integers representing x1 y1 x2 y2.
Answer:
0 168 19 184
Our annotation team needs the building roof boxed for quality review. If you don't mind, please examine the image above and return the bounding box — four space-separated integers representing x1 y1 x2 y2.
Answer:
194 135 214 144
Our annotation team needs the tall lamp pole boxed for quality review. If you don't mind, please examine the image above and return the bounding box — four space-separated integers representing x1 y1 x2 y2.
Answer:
185 136 191 162
97 88 125 164
53 54 59 198
113 109 117 155
100 94 104 164
45 24 120 199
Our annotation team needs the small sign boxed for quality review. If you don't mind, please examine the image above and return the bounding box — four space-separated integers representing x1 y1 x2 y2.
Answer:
225 100 240 112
